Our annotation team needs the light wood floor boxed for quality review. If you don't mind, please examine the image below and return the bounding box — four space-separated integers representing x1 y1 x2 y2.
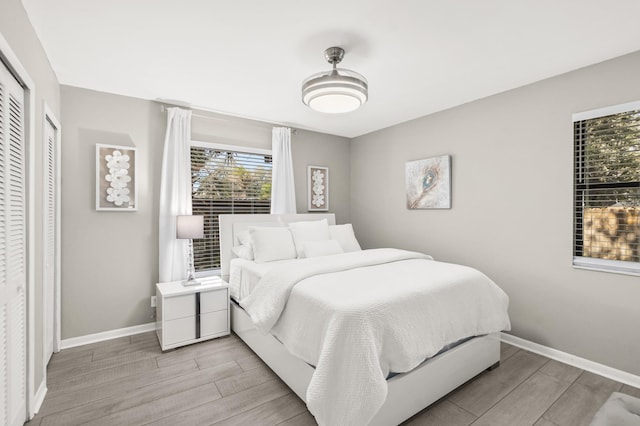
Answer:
27 332 640 426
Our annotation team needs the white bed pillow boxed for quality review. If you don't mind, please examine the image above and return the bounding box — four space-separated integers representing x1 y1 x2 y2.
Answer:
329 224 362 252
234 222 283 246
289 219 331 258
235 230 251 247
249 226 297 263
303 240 344 258
231 244 254 261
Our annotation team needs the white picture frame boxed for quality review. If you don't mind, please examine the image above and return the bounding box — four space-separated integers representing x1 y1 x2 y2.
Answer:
96 143 138 211
307 165 329 211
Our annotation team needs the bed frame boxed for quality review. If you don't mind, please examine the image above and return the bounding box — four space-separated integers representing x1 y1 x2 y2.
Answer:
219 213 500 425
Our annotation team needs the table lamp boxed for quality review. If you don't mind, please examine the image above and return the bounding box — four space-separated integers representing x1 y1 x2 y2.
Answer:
176 215 204 286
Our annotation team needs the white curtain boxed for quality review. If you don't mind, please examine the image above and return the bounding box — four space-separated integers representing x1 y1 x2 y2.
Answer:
271 127 297 214
159 107 193 282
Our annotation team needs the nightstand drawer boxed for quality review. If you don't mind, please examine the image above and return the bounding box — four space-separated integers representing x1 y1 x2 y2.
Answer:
201 289 228 313
164 294 195 320
156 280 230 350
163 316 196 345
201 310 228 337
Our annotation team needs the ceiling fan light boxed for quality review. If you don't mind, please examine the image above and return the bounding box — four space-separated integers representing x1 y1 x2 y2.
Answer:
309 93 362 114
302 47 368 113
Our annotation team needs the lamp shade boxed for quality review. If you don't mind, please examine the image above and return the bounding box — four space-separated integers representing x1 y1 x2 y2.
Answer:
176 215 204 239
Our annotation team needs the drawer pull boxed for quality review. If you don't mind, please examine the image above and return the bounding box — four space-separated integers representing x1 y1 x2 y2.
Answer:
195 292 201 339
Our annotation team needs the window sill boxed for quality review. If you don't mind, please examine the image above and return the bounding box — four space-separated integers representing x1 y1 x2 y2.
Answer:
572 257 640 277
195 269 221 279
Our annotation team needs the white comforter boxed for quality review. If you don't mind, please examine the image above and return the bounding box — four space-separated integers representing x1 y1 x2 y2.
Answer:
240 248 510 426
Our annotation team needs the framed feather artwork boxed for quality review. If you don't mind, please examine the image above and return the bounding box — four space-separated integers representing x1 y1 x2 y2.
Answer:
405 155 451 209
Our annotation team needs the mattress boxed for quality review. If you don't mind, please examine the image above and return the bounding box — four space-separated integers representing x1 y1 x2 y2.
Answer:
229 257 297 301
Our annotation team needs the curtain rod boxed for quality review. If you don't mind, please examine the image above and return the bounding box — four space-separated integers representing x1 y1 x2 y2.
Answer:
160 104 226 122
159 104 298 133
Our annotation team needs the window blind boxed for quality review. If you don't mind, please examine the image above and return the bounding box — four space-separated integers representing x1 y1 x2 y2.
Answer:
573 105 640 272
190 146 272 272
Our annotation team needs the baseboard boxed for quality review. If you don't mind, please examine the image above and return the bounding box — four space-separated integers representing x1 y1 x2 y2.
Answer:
501 332 640 388
33 379 47 414
60 322 156 350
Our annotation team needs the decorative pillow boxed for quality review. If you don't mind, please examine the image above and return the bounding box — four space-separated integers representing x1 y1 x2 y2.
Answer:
303 240 344 258
329 224 362 252
289 219 331 258
249 226 297 263
235 230 251 247
231 244 254 261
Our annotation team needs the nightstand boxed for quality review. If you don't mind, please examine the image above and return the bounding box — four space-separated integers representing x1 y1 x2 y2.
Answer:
156 276 230 350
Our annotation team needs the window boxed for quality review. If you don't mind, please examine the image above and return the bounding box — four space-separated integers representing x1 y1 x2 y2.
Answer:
573 101 640 275
190 142 272 273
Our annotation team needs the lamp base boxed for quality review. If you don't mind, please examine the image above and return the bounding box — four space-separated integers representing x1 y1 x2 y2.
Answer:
182 239 200 287
182 278 201 287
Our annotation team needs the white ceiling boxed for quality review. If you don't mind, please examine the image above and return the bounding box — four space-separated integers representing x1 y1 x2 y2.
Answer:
21 0 640 138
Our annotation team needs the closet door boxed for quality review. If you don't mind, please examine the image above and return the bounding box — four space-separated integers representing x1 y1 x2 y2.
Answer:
0 59 27 426
44 116 56 363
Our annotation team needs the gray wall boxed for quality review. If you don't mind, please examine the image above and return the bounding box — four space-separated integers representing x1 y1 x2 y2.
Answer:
292 129 351 224
1 0 61 390
60 87 164 339
60 86 350 339
351 51 640 375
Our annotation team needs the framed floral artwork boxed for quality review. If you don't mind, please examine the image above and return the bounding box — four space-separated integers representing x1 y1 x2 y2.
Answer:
307 165 329 211
96 144 137 211
406 155 451 209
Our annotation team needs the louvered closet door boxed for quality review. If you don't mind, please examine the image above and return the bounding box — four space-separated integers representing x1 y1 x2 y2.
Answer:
44 117 56 363
0 60 27 426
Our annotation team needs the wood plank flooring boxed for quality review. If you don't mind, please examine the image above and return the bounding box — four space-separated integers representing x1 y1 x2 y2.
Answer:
26 332 640 426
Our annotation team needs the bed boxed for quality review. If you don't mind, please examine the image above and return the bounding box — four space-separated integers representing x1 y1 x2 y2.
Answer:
219 213 509 426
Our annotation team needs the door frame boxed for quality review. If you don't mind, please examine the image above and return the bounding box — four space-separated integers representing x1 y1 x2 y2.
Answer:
42 103 61 363
0 32 38 420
